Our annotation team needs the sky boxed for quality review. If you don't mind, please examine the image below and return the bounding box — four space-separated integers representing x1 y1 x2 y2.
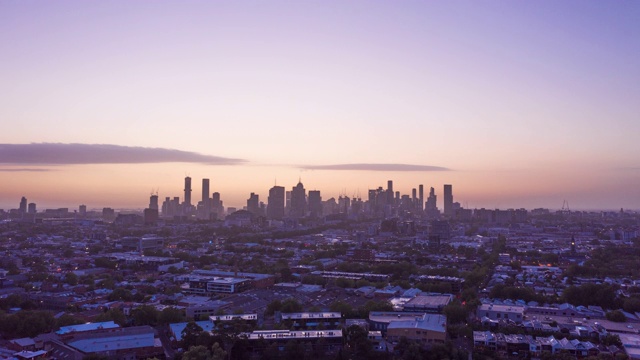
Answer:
1 1 639 211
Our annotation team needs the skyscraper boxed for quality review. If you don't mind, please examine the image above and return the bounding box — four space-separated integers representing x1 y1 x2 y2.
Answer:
308 190 322 218
202 179 210 204
267 186 285 220
419 184 424 211
202 178 210 216
387 180 394 205
19 197 27 214
426 187 437 215
184 176 192 207
290 180 307 218
247 192 260 215
149 194 159 210
212 192 223 217
412 188 417 210
443 184 453 216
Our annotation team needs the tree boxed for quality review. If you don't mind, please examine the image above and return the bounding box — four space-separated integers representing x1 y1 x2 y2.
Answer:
64 272 79 286
283 340 305 359
182 345 211 360
95 308 127 326
181 322 205 350
606 310 626 323
623 297 640 313
108 287 133 302
280 299 302 313
261 343 281 360
330 301 354 318
55 314 85 329
601 333 622 347
158 307 185 325
443 302 469 324
0 310 56 338
131 305 159 326
210 343 227 360
265 300 282 316
344 325 372 360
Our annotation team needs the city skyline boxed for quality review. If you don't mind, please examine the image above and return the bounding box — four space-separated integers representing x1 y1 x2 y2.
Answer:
1 1 639 210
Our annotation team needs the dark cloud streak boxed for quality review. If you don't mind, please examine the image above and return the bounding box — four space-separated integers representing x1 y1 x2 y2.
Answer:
0 143 245 165
299 163 450 171
0 168 53 172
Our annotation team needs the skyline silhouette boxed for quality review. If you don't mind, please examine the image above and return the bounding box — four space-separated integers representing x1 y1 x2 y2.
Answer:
1 1 639 210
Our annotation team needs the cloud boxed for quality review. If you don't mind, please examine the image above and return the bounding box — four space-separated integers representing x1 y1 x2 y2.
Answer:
0 143 245 165
299 163 450 171
0 168 53 172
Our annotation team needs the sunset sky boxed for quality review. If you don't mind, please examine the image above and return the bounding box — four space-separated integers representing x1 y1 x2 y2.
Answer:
1 1 639 210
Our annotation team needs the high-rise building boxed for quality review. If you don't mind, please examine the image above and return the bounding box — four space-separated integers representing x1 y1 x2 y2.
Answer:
412 188 417 210
387 180 394 205
247 192 260 215
308 190 322 218
212 192 223 217
27 203 36 214
419 185 424 211
102 207 116 221
426 187 438 215
149 194 159 211
290 180 307 218
19 197 27 214
338 195 350 214
443 184 453 216
267 186 285 220
202 178 210 207
184 176 192 207
79 204 87 217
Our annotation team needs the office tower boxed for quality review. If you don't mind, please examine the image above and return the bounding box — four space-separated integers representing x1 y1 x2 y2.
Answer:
19 197 27 213
338 195 350 214
412 188 417 210
247 192 260 215
184 176 192 207
144 208 158 224
351 197 362 216
386 180 394 205
202 178 210 207
267 186 285 220
173 196 181 216
149 194 159 210
419 185 424 211
290 180 307 218
212 192 223 216
443 184 453 216
102 207 115 221
202 179 210 204
426 187 437 213
161 197 170 217
308 190 322 218
27 203 36 214
79 205 87 216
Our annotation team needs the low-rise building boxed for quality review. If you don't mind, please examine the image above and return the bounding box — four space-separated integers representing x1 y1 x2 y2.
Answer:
402 295 452 313
476 304 525 323
385 314 447 344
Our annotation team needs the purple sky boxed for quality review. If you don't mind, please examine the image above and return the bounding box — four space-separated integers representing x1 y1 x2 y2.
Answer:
1 1 639 210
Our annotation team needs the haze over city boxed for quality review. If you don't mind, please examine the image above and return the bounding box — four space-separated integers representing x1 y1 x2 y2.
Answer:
1 1 639 210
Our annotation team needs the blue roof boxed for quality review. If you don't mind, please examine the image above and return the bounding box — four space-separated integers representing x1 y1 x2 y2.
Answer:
68 333 154 353
57 321 119 334
169 321 214 341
